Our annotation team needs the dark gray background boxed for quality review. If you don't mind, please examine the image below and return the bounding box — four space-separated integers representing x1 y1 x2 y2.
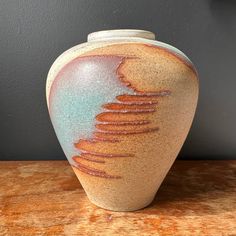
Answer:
0 0 236 161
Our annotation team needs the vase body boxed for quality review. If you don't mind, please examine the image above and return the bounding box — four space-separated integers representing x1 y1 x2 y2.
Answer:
46 29 199 211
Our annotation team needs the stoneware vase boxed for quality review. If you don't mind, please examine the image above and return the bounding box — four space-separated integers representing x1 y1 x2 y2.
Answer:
46 29 199 211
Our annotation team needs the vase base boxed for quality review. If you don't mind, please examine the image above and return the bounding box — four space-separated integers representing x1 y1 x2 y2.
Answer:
87 195 156 212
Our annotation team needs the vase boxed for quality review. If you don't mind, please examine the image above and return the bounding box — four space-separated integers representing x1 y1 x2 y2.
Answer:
46 29 199 211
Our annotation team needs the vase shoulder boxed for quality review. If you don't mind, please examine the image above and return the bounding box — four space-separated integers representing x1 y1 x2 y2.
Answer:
46 30 197 106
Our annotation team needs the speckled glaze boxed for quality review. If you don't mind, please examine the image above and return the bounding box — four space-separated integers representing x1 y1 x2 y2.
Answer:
46 29 199 211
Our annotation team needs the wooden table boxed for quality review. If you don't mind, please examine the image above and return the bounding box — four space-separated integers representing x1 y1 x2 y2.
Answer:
0 161 235 236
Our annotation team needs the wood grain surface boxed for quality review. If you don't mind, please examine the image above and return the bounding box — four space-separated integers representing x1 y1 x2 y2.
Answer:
0 161 235 236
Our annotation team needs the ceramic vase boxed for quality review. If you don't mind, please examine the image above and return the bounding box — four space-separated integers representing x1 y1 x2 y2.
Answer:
46 29 199 211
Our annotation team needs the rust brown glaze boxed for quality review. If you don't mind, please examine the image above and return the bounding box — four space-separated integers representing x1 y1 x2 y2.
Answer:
102 102 157 110
96 120 151 126
72 163 121 179
98 109 156 114
91 137 120 143
94 127 159 135
117 101 159 105
72 55 170 180
95 123 150 131
73 155 105 164
77 150 134 158
98 120 151 125
116 93 170 102
95 112 152 122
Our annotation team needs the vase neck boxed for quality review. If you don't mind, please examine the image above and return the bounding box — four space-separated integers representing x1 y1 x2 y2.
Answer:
87 29 156 42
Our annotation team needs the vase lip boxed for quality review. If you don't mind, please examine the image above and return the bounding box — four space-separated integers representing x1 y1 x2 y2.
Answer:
87 29 156 42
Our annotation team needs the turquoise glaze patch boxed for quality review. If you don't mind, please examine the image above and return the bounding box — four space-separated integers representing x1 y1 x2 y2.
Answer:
49 56 135 163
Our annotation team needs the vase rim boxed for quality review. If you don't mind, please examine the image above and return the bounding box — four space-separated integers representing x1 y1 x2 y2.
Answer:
87 29 156 42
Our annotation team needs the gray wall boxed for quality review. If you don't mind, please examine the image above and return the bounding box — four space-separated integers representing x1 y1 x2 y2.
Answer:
0 0 236 160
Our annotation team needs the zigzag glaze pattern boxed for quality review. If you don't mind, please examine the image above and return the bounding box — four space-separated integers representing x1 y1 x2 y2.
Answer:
72 57 171 178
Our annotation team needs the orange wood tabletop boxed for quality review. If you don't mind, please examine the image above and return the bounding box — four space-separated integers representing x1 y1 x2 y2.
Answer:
0 160 235 236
